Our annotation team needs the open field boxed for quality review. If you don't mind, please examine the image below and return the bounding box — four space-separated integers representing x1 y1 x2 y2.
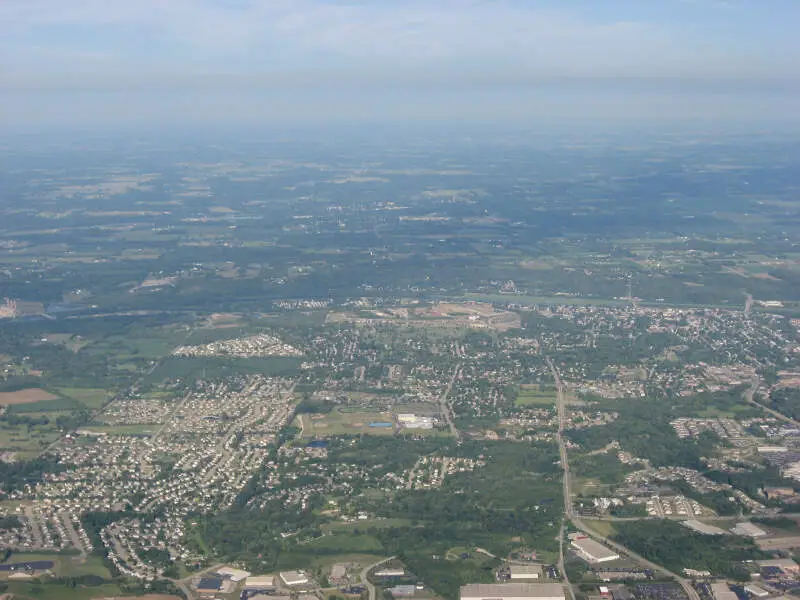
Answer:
4 581 123 600
2 553 113 580
300 411 396 437
515 386 557 407
79 424 158 436
57 388 109 410
0 388 58 405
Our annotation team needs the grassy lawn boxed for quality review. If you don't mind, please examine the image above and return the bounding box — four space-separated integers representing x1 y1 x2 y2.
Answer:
515 387 557 407
303 410 397 437
5 581 122 600
79 424 157 436
322 518 414 533
581 520 617 539
57 387 110 410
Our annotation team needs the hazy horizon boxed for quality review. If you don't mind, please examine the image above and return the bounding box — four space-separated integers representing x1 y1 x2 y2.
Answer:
2 0 799 129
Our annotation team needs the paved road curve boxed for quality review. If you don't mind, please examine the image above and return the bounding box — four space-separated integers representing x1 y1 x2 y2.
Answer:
361 556 397 600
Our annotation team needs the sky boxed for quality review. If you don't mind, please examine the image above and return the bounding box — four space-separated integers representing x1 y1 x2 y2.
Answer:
1 0 799 128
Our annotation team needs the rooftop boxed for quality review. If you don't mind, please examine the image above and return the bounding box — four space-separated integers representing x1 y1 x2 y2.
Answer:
461 583 566 599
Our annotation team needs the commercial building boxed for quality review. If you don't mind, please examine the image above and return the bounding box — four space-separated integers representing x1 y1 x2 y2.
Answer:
509 565 543 580
460 583 566 600
375 569 406 577
570 536 620 563
711 583 738 600
218 566 250 582
245 575 276 589
744 585 769 598
681 520 726 535
280 571 309 586
391 585 417 597
197 577 223 596
757 559 800 574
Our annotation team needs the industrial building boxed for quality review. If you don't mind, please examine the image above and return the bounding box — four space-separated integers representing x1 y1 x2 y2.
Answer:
681 520 727 535
245 575 276 589
711 583 738 600
460 583 566 600
509 565 543 580
280 570 309 586
218 566 250 582
757 559 800 574
569 536 620 563
744 585 769 598
375 568 406 577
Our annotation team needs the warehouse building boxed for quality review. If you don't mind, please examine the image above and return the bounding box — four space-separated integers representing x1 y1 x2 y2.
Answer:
570 536 620 563
245 575 276 589
681 520 727 536
218 566 250 582
460 583 566 600
509 565 543 580
280 571 309 586
757 558 800 574
711 583 738 600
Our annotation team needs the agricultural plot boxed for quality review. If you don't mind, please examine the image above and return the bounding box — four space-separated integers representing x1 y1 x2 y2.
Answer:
0 388 58 405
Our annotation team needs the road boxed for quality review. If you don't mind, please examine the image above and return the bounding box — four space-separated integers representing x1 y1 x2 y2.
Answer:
166 561 226 600
440 364 461 440
742 376 800 428
547 357 700 600
360 555 397 600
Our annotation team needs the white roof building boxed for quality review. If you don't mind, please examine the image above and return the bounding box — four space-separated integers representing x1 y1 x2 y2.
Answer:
461 583 565 600
744 585 770 598
280 571 309 586
218 566 250 582
245 575 276 589
509 565 543 580
570 537 620 563
681 520 727 536
711 583 738 600
757 558 800 573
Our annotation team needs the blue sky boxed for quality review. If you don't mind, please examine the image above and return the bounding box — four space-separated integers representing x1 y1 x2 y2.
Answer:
2 0 799 127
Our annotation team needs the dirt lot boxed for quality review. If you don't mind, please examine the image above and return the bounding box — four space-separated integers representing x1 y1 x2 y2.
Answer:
0 388 58 405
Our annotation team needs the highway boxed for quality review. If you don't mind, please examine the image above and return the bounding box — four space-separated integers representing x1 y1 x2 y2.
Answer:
547 357 701 600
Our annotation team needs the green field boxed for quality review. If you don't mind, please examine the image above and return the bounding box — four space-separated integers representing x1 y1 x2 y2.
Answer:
515 386 557 407
4 581 122 600
300 410 397 437
57 387 110 410
79 424 158 436
2 552 113 580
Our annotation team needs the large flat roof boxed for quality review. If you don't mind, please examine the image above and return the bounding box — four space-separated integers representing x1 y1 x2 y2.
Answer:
570 538 620 561
461 583 565 599
682 520 727 535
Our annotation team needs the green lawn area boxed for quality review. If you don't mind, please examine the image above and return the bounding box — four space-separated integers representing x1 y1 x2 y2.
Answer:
0 423 61 452
302 410 397 437
5 581 122 600
57 387 110 410
79 424 157 436
515 386 557 407
322 518 414 533
582 520 617 539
